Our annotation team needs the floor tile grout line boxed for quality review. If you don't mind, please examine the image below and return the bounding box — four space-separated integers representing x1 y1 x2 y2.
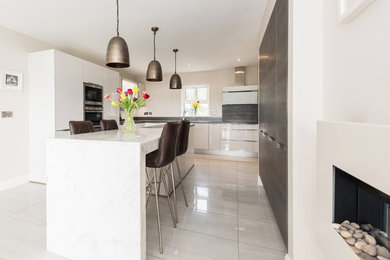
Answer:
0 211 45 227
146 243 221 260
146 217 240 243
238 240 287 254
236 157 240 260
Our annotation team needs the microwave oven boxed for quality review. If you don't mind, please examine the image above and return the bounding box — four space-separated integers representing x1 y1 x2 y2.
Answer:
84 83 103 105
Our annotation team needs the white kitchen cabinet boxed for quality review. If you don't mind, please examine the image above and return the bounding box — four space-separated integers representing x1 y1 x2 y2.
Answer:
29 49 121 183
103 69 120 120
54 51 84 130
194 124 209 150
220 124 259 154
221 124 258 141
220 140 259 153
83 60 104 85
193 122 259 157
208 124 220 150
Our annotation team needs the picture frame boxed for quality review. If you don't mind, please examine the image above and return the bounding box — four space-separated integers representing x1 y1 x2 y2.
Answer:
338 0 376 23
1 69 23 91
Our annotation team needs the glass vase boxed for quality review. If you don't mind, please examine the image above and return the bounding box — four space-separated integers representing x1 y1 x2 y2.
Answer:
124 109 136 133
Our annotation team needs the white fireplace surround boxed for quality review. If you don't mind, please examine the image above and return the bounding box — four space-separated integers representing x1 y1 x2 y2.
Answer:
316 121 390 259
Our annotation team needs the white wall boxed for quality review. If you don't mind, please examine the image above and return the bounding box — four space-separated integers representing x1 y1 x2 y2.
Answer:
0 26 51 184
323 0 390 125
139 66 258 117
288 0 323 259
287 0 388 259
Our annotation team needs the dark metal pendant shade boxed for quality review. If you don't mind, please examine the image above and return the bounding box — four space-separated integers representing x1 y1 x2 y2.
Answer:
146 60 163 81
169 49 182 89
106 0 130 68
146 27 163 82
106 36 130 68
170 73 182 89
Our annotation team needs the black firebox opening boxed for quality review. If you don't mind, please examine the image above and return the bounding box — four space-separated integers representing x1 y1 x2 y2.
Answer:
333 166 390 233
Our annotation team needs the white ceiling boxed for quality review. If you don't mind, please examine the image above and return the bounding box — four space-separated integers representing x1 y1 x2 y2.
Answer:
0 0 266 77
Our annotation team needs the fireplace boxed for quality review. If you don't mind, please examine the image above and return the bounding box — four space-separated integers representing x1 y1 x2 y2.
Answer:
333 166 390 259
316 121 390 259
333 166 390 233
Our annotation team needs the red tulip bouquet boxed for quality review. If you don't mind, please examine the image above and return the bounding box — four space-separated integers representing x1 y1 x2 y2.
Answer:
105 87 150 133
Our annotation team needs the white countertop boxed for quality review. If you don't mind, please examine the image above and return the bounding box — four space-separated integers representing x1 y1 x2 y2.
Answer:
54 125 163 145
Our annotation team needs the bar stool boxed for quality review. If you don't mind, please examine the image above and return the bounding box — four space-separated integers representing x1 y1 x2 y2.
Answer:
168 120 190 222
69 121 94 135
100 119 119 131
145 122 179 254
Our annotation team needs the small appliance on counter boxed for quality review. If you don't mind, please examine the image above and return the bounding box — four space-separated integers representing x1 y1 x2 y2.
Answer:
84 82 103 127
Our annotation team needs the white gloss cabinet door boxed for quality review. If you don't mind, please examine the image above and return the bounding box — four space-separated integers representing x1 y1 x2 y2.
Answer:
54 51 83 131
194 124 209 150
208 124 220 150
103 69 120 120
83 61 104 85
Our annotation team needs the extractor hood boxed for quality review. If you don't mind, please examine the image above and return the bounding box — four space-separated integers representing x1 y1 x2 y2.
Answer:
234 66 246 85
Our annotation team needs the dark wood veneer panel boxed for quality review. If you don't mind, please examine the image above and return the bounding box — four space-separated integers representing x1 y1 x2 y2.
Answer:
258 0 288 248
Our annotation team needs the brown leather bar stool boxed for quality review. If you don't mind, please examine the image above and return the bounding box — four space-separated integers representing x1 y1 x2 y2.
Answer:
162 120 191 225
69 121 94 135
169 120 190 219
145 122 179 254
100 119 119 131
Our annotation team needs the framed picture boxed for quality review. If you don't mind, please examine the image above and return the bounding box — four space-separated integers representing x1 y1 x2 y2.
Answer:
1 69 23 91
338 0 376 23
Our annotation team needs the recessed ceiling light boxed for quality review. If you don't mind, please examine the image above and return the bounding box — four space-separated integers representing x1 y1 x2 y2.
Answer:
187 63 190 66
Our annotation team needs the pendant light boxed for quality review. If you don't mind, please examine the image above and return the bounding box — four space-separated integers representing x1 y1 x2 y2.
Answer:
169 49 182 89
146 27 163 81
106 0 130 68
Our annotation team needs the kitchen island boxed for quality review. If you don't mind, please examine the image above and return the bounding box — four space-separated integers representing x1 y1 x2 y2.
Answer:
46 125 194 260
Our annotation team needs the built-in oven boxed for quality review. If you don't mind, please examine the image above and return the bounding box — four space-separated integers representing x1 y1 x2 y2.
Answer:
84 110 103 126
84 82 103 127
84 83 103 105
222 85 258 123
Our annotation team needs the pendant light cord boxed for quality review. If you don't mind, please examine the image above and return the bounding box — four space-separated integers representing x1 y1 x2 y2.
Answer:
153 31 156 60
116 0 119 36
174 51 177 74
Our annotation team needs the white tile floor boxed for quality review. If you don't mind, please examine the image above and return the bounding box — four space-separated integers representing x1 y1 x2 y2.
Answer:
0 155 286 260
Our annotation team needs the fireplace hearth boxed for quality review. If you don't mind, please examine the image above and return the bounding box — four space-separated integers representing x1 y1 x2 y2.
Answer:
333 166 390 259
335 220 390 259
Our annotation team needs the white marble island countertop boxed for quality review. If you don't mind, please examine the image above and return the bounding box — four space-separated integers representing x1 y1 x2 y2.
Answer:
54 127 163 152
47 127 163 260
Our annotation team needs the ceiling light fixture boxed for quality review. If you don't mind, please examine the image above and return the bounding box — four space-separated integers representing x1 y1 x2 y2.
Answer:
169 49 182 89
106 0 130 68
146 27 163 81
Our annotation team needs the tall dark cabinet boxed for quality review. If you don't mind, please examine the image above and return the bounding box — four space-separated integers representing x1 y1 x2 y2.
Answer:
258 0 288 248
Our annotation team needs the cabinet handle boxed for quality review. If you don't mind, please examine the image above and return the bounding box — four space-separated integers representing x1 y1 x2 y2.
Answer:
267 136 275 142
275 142 284 150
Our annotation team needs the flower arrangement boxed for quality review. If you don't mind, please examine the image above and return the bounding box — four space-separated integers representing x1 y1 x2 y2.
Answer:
192 101 200 116
105 87 150 133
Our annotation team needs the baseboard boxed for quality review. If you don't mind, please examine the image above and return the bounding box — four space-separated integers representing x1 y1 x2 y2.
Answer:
0 175 29 192
258 175 263 186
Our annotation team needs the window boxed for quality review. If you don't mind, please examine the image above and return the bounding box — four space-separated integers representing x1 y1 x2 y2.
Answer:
181 85 209 116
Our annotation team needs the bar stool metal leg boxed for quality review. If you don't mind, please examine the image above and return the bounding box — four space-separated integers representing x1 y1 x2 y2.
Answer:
169 163 179 223
153 168 163 254
160 168 177 228
145 167 154 208
175 158 188 207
